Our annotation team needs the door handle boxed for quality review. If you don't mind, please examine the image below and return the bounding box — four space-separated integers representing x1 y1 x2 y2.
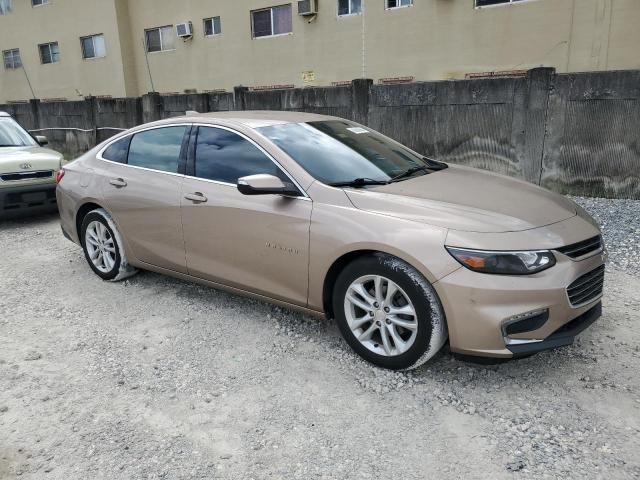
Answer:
184 192 208 203
109 178 127 188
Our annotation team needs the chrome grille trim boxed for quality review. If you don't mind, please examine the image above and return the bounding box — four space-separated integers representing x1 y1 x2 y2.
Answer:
556 235 603 259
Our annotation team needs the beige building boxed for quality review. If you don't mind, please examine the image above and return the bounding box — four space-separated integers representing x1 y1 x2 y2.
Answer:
1 0 639 103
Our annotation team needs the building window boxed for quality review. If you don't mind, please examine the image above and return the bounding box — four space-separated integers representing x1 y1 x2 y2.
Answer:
32 0 50 6
3 49 21 69
81 34 106 59
338 0 361 16
145 25 175 53
0 0 12 15
475 0 528 7
386 0 412 9
39 42 60 64
204 16 222 36
251 5 292 39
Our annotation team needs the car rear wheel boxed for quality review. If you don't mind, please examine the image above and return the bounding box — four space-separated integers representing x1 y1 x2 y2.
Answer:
333 253 447 370
80 208 137 281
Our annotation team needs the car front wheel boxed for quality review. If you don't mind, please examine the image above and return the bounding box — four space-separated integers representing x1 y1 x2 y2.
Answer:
333 253 447 370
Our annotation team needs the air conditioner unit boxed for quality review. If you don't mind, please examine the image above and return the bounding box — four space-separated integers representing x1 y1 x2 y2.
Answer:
298 0 317 16
176 22 194 39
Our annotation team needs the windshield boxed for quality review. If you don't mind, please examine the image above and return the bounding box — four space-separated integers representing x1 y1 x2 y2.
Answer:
0 117 37 147
257 120 444 185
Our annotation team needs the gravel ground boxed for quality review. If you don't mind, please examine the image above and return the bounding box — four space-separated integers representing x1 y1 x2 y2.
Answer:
1 197 639 480
572 197 640 277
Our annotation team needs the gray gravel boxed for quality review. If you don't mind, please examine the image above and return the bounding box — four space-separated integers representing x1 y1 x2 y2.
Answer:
1 197 639 479
573 196 640 276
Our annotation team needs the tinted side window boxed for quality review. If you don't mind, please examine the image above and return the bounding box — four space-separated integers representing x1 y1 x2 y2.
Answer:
102 136 130 163
194 127 288 184
127 126 187 173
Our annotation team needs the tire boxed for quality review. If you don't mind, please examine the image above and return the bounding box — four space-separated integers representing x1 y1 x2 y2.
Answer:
80 208 138 282
333 253 447 370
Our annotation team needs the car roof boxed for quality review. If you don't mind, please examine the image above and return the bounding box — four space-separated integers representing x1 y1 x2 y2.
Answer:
0 111 10 117
177 110 341 128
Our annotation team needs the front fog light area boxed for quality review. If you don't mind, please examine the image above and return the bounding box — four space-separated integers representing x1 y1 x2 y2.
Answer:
501 308 549 340
446 247 556 275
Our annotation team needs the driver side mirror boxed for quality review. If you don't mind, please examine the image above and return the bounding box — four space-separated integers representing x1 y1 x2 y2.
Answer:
35 135 49 146
237 174 300 196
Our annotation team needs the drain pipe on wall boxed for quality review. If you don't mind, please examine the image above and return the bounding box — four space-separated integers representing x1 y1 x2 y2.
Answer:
142 37 156 93
361 0 366 79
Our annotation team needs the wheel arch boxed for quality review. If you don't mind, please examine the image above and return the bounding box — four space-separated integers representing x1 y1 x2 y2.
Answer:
76 201 105 243
321 247 438 320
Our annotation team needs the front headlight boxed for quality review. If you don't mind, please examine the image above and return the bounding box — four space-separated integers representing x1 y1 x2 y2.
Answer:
446 247 556 275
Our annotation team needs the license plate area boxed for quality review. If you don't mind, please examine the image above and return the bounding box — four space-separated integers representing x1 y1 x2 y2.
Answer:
22 192 47 204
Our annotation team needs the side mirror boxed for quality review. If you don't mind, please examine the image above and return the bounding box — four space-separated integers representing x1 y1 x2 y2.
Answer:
237 174 300 196
35 135 49 146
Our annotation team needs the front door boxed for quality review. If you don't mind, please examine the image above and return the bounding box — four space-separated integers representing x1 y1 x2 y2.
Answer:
101 125 190 273
180 126 312 306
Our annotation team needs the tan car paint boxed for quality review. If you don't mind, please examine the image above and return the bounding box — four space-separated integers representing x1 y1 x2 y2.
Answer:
346 166 578 233
445 214 601 251
101 159 188 274
305 180 459 311
181 176 312 305
435 249 607 357
57 111 605 358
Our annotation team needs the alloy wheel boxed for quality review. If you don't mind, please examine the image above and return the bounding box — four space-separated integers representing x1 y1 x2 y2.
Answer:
343 274 418 357
85 220 117 274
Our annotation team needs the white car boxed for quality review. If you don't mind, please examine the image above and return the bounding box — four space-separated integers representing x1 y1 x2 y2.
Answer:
0 111 64 219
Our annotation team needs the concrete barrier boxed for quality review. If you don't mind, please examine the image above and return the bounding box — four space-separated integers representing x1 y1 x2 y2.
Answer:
2 68 638 198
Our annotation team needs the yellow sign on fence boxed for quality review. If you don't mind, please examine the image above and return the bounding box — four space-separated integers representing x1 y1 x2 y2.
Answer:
302 71 315 84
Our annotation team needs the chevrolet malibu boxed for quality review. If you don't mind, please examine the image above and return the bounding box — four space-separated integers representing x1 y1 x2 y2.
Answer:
56 111 606 370
0 111 63 218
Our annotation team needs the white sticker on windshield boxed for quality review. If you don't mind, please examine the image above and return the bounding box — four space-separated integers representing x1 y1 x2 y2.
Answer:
347 127 369 134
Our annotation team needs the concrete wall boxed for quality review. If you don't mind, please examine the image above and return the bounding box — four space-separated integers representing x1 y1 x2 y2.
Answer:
2 0 640 102
542 70 640 198
1 69 638 199
365 69 640 199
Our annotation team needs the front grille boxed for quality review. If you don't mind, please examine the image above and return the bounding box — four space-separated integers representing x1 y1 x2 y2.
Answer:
557 235 603 259
567 265 605 306
0 170 54 182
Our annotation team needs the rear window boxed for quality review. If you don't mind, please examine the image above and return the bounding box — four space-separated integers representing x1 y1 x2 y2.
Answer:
101 136 130 163
127 126 187 173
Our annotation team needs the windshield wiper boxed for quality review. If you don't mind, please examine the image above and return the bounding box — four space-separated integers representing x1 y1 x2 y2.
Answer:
390 159 448 183
389 165 430 182
423 157 448 170
328 178 390 188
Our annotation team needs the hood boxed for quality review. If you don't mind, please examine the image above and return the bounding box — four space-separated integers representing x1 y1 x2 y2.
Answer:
344 165 577 233
0 146 63 172
0 146 63 187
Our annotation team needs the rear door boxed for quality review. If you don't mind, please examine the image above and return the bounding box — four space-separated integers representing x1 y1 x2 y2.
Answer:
101 125 190 273
180 125 312 306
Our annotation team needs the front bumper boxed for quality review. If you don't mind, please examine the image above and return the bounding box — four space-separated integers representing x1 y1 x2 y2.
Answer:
0 183 58 219
506 302 601 357
433 248 606 358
